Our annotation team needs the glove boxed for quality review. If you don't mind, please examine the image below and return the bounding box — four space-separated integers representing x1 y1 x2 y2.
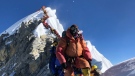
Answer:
88 59 92 68
61 63 67 69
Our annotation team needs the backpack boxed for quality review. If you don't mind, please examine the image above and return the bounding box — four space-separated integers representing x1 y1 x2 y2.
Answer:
62 31 66 38
62 31 70 46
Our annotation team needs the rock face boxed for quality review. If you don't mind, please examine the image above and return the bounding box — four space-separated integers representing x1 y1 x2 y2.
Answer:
0 20 54 76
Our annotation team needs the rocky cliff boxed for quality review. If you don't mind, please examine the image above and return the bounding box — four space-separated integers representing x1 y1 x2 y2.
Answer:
0 20 54 76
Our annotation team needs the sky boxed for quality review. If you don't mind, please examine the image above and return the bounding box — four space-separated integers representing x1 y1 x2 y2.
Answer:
0 0 135 65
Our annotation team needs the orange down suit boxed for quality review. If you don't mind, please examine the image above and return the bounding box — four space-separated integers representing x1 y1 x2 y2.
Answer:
56 28 92 76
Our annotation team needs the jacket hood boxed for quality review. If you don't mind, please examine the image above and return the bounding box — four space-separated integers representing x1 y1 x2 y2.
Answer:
66 28 75 40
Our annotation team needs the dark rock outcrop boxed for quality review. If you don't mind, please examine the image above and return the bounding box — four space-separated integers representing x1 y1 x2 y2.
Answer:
0 20 54 76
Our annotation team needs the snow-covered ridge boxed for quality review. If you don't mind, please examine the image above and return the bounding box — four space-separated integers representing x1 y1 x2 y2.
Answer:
102 57 135 76
114 57 135 67
0 7 64 37
86 41 113 72
33 7 64 38
0 10 43 35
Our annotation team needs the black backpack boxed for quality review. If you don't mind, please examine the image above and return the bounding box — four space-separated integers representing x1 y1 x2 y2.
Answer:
62 31 70 46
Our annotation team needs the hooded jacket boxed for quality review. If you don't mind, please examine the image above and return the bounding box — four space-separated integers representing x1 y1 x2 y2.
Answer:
56 28 92 68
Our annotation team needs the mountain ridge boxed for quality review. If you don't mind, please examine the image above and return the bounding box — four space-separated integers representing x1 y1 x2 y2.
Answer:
102 57 135 76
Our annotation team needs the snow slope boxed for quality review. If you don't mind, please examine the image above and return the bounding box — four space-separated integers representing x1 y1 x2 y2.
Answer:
102 57 135 76
0 7 64 36
86 41 113 72
0 7 112 73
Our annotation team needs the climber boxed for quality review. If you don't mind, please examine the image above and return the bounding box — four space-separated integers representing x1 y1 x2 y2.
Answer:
41 6 49 19
49 40 83 76
90 65 101 76
49 40 64 76
56 24 92 76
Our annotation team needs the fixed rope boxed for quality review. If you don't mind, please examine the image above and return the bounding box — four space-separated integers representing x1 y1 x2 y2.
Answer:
41 6 61 38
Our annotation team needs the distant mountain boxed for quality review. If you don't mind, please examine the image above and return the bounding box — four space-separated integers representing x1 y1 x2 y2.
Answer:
102 57 135 76
0 6 112 76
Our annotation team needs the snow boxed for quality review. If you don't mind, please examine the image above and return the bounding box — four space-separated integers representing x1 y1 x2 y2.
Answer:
127 69 135 76
33 23 50 38
3 35 9 40
33 7 64 38
5 41 12 45
2 72 6 76
86 41 113 72
115 57 135 67
0 66 5 71
0 7 64 37
46 17 64 36
0 12 37 35
102 57 135 76
12 63 17 69
9 71 16 76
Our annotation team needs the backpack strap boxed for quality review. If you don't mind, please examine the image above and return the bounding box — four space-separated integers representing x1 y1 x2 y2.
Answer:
78 34 84 48
63 36 70 55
